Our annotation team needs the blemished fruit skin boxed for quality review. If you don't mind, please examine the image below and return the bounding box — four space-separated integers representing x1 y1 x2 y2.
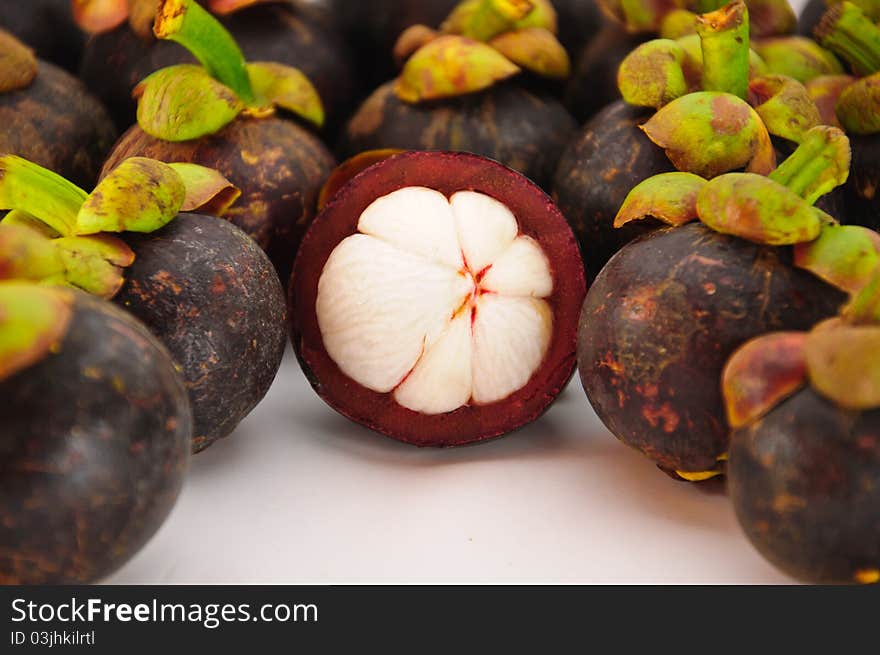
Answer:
845 136 880 232
0 62 116 189
0 0 84 72
339 82 578 190
0 292 191 584
79 4 355 134
729 387 880 584
553 100 675 280
290 151 586 447
116 214 288 453
564 22 645 123
102 117 336 285
577 223 846 475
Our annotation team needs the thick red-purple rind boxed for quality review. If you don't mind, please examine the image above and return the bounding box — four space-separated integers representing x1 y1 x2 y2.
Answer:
289 151 586 447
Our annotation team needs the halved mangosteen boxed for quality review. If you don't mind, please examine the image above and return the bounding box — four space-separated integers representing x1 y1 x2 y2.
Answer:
290 151 586 446
0 282 191 583
0 30 116 189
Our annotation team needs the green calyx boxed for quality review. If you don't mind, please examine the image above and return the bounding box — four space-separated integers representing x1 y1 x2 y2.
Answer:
748 74 822 143
0 282 73 383
768 125 851 204
794 223 880 293
836 72 880 134
753 36 843 83
805 317 880 410
618 39 689 108
0 155 239 298
660 9 698 38
816 1 880 77
0 29 38 93
614 172 705 227
136 0 324 141
806 74 857 127
597 0 688 33
697 0 750 98
394 0 569 103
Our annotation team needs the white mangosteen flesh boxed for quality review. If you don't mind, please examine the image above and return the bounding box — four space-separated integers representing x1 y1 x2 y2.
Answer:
316 186 554 415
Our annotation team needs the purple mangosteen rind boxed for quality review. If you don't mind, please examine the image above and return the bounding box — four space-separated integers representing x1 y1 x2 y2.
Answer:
289 150 587 447
115 213 288 452
0 288 191 584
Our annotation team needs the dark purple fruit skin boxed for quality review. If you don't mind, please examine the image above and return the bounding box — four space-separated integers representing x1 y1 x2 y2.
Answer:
564 22 645 123
553 100 674 280
577 223 846 474
115 214 287 453
0 292 191 584
0 62 116 189
79 4 355 134
339 82 578 190
103 117 336 285
0 0 84 72
844 135 880 231
797 0 826 37
729 387 880 584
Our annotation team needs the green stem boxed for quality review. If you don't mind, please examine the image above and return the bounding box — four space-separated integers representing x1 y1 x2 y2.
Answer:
697 0 750 99
154 0 256 105
844 266 880 324
768 126 851 205
816 2 880 76
0 156 87 237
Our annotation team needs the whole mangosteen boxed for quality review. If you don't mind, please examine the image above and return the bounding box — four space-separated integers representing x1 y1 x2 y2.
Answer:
290 150 586 446
0 282 191 584
77 0 355 133
339 1 577 190
0 0 84 71
0 30 116 189
577 129 851 480
100 0 336 283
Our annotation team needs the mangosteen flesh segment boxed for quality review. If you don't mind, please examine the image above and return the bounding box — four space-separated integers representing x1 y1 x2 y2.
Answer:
729 388 880 584
577 223 846 476
0 292 191 584
116 214 288 453
317 187 553 415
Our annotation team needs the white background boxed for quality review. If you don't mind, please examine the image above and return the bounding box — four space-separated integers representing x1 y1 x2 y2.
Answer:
106 1 812 585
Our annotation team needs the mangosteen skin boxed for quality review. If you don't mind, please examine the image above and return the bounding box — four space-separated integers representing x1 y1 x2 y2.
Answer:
102 117 336 284
564 22 645 123
0 61 116 189
577 223 846 474
797 0 826 37
115 214 288 453
0 0 84 72
728 387 880 584
552 100 674 280
0 291 191 584
844 135 880 231
339 82 578 190
79 4 355 134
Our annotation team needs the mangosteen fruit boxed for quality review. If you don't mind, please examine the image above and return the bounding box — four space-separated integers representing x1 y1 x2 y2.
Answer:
77 0 355 133
116 213 287 452
340 1 577 190
0 154 287 453
723 303 880 583
290 150 586 446
0 282 191 584
100 0 336 283
0 30 116 189
577 128 852 479
0 0 84 71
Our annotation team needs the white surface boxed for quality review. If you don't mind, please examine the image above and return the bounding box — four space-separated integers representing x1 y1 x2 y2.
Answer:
106 347 794 585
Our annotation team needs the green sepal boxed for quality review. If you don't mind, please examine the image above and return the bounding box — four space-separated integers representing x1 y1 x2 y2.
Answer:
247 62 325 127
659 9 698 39
640 91 776 178
441 0 539 41
0 222 65 281
135 64 245 142
805 74 856 128
805 322 880 410
815 1 880 77
488 27 570 79
617 39 688 108
614 172 705 227
168 163 241 215
76 158 185 234
0 282 73 382
754 36 844 83
696 172 822 245
843 266 880 324
747 74 821 143
53 234 136 298
597 0 687 33
768 125 851 204
0 29 38 93
836 72 880 135
794 223 880 294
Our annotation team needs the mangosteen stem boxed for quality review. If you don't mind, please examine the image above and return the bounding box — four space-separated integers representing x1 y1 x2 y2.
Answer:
153 0 257 106
768 126 851 205
816 2 880 76
698 0 751 99
844 266 880 324
0 156 87 237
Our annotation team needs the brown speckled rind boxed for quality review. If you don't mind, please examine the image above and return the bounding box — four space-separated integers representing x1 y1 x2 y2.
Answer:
290 151 586 447
729 387 880 584
0 291 191 584
115 214 287 452
577 223 846 473
553 100 674 280
102 117 336 285
338 82 577 190
0 62 116 189
78 4 355 134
